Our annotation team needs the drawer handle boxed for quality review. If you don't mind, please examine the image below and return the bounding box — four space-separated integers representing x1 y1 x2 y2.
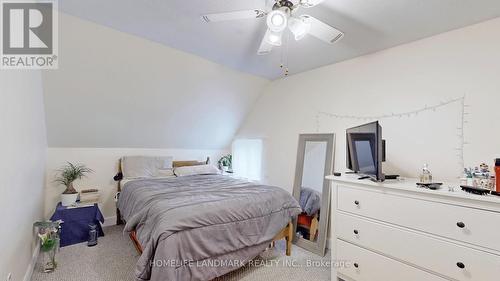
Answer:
354 200 360 206
354 229 359 235
354 263 359 268
456 222 466 228
456 262 465 269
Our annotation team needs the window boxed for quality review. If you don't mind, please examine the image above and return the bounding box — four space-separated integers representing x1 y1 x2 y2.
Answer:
232 139 263 181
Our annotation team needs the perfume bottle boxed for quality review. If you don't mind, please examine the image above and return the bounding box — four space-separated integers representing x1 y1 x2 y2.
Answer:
420 164 433 184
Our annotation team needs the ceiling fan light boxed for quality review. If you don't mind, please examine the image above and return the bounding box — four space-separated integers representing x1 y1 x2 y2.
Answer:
265 30 283 46
299 0 324 8
266 10 288 32
288 16 311 41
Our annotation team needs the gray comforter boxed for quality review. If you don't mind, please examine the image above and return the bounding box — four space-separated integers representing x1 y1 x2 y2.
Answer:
299 187 322 216
117 175 301 281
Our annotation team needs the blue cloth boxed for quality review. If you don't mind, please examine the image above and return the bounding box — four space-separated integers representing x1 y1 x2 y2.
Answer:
50 203 105 247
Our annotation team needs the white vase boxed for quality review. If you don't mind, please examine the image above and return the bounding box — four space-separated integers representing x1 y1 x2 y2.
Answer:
61 193 78 206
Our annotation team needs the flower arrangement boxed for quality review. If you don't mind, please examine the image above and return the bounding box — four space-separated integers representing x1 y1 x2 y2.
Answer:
34 221 62 273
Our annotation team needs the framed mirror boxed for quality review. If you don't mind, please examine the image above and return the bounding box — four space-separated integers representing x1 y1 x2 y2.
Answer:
292 133 335 256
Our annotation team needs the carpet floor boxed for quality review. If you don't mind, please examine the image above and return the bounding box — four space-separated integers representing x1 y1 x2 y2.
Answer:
32 225 331 281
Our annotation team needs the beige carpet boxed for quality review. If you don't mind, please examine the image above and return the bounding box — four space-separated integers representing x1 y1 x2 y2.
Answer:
32 225 331 281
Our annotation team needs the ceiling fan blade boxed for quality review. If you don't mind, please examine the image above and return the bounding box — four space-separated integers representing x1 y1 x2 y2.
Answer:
202 10 266 23
257 29 273 55
303 15 344 44
299 0 324 8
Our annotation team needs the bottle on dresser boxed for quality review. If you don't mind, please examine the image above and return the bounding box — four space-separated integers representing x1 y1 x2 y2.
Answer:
419 164 432 184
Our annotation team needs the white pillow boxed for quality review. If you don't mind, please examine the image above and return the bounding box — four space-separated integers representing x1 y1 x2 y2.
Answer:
155 168 175 178
121 156 173 179
174 164 221 177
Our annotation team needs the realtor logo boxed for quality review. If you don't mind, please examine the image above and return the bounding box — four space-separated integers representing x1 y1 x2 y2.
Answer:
1 0 58 69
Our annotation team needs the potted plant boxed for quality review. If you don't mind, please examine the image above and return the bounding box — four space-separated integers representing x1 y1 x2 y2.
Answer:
218 154 232 172
55 162 93 206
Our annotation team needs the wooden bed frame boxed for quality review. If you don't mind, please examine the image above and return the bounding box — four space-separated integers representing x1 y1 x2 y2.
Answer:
115 157 294 256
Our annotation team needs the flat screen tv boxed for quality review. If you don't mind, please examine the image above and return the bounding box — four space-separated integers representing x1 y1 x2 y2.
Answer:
346 121 385 181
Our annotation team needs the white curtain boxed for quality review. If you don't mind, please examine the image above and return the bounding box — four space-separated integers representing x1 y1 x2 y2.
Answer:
232 139 263 181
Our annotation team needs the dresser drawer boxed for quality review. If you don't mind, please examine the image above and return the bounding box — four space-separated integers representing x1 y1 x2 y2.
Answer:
337 213 500 281
337 239 447 281
337 185 500 251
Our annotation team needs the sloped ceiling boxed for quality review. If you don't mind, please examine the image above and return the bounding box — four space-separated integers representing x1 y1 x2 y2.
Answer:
42 14 269 149
58 0 500 79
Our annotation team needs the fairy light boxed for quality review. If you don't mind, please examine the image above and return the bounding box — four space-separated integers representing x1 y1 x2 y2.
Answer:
316 96 469 173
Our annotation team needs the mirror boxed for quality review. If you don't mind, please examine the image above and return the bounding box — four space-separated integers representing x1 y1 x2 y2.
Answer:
292 134 335 256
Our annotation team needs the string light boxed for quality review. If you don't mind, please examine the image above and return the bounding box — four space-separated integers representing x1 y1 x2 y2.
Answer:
317 97 464 120
457 96 467 174
315 114 320 133
315 96 469 174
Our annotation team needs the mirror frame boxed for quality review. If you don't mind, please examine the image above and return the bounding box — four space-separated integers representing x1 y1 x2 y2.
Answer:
292 133 335 256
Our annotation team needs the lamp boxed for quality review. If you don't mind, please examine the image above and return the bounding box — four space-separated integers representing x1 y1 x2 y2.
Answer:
265 29 283 46
288 16 311 40
266 9 288 32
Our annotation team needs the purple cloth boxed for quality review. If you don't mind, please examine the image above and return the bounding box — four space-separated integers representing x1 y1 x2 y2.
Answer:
50 202 105 247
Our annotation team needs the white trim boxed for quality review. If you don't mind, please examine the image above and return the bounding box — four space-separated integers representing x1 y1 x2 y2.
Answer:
23 241 40 281
102 216 117 227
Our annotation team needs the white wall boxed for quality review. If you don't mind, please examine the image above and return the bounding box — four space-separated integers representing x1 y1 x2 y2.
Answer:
45 148 226 219
0 71 47 281
41 13 269 220
42 13 269 149
237 17 500 193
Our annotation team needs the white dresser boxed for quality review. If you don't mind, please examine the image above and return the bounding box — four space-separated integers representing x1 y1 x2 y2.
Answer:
327 175 500 281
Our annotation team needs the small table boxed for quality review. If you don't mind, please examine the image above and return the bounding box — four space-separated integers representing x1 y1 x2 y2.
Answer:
50 202 105 247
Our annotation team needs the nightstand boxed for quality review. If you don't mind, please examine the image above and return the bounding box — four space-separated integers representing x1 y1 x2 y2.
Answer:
50 202 105 247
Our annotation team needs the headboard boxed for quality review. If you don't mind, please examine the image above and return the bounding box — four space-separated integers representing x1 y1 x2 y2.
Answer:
173 159 210 168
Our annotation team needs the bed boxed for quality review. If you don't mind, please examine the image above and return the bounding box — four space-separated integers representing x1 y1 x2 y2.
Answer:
115 157 301 281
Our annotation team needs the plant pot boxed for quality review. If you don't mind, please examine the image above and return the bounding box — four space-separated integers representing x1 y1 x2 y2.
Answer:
61 193 78 206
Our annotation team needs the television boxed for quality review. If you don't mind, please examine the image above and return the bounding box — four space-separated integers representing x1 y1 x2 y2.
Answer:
346 121 385 181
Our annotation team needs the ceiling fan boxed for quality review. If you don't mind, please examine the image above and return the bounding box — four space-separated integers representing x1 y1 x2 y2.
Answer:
201 0 344 55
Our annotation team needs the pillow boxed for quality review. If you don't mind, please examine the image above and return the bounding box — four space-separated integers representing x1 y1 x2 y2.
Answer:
121 156 173 179
174 164 221 177
155 168 175 178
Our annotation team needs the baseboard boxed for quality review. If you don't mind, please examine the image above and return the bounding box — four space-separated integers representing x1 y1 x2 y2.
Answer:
102 216 117 227
23 241 40 281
